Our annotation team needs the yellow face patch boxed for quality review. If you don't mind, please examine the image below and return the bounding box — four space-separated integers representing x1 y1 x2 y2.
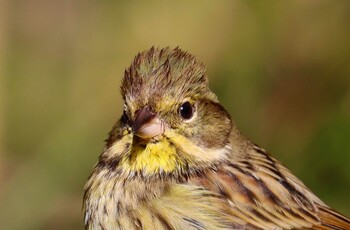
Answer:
121 138 180 174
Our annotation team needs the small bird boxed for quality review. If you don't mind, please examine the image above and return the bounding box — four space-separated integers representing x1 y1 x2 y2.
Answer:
83 47 350 230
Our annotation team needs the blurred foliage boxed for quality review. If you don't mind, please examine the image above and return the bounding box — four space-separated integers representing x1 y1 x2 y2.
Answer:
1 0 349 229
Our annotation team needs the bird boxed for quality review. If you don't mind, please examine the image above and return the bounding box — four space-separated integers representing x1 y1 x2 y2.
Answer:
83 47 350 230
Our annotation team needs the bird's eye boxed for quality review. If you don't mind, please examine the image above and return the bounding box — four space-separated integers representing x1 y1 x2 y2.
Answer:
179 101 194 120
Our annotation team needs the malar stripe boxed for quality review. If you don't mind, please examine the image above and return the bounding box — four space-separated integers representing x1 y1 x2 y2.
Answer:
105 126 129 149
98 157 122 170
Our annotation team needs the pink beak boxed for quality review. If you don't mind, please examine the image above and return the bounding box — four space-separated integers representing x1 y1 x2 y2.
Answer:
133 106 165 139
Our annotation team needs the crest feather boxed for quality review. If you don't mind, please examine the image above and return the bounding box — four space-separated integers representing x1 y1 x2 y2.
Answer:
121 47 213 101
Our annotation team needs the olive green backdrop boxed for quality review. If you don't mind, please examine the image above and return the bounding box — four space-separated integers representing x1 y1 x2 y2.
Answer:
1 1 349 229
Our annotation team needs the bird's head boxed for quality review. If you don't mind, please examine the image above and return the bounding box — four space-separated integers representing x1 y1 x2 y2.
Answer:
105 47 232 178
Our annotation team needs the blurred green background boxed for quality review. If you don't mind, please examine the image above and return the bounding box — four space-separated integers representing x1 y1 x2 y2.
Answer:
1 1 350 229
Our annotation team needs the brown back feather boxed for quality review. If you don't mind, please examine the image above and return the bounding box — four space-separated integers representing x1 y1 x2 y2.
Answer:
310 205 350 230
190 143 350 230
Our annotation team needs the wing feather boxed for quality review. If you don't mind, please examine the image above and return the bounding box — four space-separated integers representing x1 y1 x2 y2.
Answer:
190 144 350 230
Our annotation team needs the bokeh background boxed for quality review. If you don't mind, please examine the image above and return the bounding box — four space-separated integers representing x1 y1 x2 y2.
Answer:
1 1 350 229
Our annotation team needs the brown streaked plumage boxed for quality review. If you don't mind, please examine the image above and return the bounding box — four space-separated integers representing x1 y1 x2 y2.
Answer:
83 47 350 230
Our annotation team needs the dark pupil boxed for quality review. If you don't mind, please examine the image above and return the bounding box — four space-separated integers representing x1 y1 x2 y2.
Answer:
180 102 193 120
